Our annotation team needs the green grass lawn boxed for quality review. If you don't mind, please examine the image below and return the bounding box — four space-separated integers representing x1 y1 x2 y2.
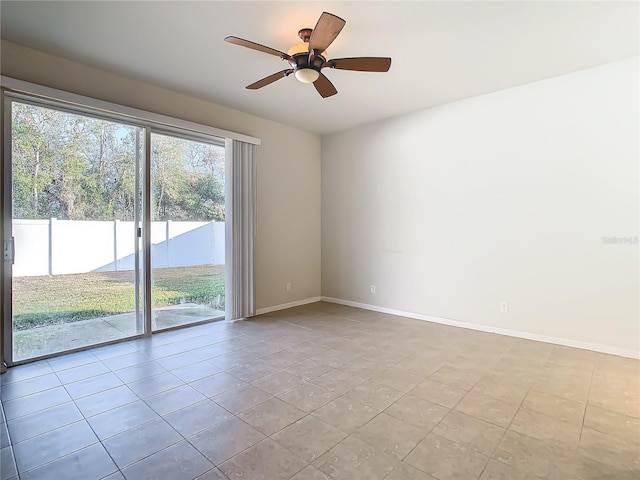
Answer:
12 265 224 330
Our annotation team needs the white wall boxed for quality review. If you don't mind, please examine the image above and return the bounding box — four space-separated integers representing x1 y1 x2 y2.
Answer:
1 40 322 310
322 57 639 355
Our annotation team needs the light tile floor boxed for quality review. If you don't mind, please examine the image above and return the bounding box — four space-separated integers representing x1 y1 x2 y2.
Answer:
1 301 638 480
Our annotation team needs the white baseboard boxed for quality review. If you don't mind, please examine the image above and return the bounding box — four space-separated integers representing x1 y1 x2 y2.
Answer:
321 296 640 360
256 297 322 316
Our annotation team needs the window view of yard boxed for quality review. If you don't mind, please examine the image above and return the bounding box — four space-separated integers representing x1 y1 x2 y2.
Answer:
10 101 225 360
12 265 225 331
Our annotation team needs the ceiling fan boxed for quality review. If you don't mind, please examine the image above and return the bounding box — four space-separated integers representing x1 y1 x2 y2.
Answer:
224 12 392 98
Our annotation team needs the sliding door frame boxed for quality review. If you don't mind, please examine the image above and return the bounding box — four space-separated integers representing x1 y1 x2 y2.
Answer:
143 126 153 337
1 94 149 365
1 91 12 372
0 90 231 367
147 127 226 333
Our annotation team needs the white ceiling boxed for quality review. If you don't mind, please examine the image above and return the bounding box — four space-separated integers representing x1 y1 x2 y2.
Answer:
1 1 638 135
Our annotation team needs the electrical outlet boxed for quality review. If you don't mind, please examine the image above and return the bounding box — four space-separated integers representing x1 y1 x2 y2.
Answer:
286 283 291 292
500 302 509 313
370 285 376 294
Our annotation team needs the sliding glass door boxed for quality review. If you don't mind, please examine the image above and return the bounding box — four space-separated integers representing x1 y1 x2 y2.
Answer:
150 132 225 331
5 100 144 362
2 96 226 365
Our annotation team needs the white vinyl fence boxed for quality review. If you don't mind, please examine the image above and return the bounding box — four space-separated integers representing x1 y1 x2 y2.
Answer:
12 219 225 277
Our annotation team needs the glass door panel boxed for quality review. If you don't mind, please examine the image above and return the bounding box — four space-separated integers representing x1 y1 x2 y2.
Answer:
150 132 225 331
9 101 143 361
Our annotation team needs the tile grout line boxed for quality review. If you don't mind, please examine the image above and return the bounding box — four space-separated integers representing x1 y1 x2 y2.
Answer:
578 368 595 447
366 360 483 477
51 355 122 479
1 401 19 480
412 359 505 478
476 373 535 478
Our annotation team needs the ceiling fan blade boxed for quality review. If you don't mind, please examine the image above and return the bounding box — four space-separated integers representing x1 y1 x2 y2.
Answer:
225 36 291 60
324 57 392 72
313 72 338 98
309 12 346 54
246 70 293 90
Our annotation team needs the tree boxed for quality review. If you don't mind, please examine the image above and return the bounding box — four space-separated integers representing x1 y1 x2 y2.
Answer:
12 103 61 218
151 133 225 221
11 102 225 222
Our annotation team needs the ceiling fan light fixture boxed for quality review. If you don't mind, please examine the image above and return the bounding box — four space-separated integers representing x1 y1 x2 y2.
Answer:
295 68 320 83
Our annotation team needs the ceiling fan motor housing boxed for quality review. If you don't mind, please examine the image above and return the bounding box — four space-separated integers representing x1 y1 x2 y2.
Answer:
287 28 326 73
288 52 326 71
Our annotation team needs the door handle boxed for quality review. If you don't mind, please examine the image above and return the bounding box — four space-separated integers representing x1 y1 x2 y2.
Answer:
3 237 14 264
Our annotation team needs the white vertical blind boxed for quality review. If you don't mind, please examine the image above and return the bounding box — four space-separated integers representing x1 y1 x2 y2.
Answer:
225 139 257 320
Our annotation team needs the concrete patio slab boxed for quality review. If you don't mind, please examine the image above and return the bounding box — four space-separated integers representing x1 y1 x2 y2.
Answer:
13 304 224 361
